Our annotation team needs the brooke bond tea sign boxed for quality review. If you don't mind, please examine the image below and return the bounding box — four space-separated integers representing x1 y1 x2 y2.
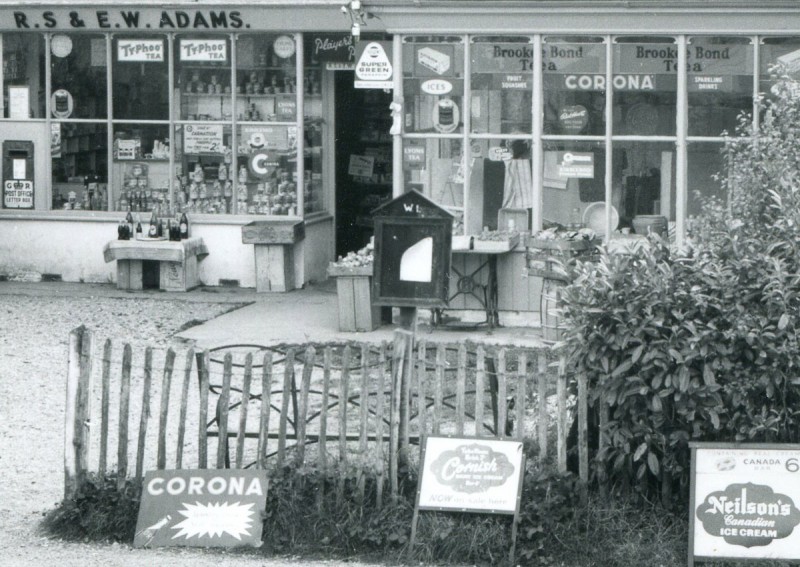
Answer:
134 470 268 548
691 444 800 562
417 436 524 515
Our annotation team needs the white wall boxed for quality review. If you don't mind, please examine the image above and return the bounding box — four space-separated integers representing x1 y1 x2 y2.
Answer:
0 213 335 288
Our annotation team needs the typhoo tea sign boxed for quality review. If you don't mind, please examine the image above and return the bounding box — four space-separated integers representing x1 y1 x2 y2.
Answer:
690 443 800 564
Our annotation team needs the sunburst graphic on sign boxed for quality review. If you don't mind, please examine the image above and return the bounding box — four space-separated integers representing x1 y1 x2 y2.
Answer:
171 501 255 541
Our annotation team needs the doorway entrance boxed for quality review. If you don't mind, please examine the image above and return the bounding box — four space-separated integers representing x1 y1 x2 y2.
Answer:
334 72 393 257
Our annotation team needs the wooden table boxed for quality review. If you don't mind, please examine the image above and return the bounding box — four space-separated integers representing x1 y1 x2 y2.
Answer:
242 219 304 292
103 237 208 291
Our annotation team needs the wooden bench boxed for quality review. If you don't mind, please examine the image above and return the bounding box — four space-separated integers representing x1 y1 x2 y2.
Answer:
241 220 304 292
103 237 209 291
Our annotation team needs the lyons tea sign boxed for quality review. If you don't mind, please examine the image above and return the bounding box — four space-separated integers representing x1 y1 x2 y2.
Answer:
689 443 800 565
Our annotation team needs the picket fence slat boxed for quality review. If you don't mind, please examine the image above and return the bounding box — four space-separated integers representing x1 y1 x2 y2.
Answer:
197 350 210 470
157 348 176 470
319 348 331 475
135 347 153 482
99 338 112 476
497 350 507 439
236 353 254 469
578 370 589 485
297 347 315 467
215 353 233 469
557 357 567 473
357 345 369 501
537 354 548 463
176 348 194 469
516 353 526 441
257 352 274 471
375 342 387 509
277 349 295 468
117 344 132 489
433 345 444 436
398 330 413 469
338 346 351 504
416 341 427 464
475 346 485 437
456 344 466 436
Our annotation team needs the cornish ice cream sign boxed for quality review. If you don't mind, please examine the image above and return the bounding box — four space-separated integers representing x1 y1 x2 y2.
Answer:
690 443 800 563
417 437 524 515
134 470 268 548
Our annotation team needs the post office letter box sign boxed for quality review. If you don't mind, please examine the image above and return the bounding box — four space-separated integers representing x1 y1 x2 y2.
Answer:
3 140 34 209
372 190 452 308
134 469 268 548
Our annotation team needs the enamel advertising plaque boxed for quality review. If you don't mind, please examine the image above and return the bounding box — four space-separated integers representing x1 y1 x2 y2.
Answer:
690 443 800 564
417 436 525 515
134 469 268 548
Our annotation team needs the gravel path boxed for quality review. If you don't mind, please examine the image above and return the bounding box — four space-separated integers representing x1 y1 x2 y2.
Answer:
0 283 378 567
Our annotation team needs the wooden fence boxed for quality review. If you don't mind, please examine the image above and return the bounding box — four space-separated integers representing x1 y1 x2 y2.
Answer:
65 325 590 505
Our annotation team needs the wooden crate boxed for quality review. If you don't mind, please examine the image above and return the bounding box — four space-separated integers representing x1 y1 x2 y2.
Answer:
328 264 380 332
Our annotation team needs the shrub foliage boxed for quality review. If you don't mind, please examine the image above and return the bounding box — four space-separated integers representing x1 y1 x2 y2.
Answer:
560 76 800 500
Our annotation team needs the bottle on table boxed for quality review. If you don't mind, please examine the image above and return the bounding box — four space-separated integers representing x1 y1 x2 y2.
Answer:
135 215 143 238
179 213 190 240
148 211 158 237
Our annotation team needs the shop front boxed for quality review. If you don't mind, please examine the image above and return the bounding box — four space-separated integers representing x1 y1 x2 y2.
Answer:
1 1 799 316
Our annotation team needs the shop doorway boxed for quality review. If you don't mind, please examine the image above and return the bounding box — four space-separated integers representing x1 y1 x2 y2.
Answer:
334 72 393 257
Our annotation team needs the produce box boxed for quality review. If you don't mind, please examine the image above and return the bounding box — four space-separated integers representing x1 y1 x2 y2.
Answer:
526 236 599 252
327 264 373 277
472 232 520 253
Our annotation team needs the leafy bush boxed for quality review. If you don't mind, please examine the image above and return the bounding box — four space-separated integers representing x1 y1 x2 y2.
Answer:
559 76 800 501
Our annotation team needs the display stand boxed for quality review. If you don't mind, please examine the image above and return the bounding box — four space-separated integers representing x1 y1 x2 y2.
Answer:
103 237 208 291
241 219 304 292
327 264 380 332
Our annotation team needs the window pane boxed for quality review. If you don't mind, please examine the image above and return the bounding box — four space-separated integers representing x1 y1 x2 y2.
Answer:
112 36 169 120
51 123 108 210
613 141 676 230
111 124 170 214
542 140 604 228
50 33 107 119
403 138 465 233
543 37 606 135
688 142 725 218
688 37 753 137
176 36 232 121
303 37 325 214
175 123 234 214
2 33 46 118
403 36 464 134
236 34 297 123
470 37 532 134
760 37 800 100
235 124 297 215
612 38 676 136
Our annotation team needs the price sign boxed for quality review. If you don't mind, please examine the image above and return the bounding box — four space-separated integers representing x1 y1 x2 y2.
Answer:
184 124 224 154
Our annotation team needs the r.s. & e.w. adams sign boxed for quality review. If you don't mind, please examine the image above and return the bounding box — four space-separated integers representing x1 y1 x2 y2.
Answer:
689 443 800 566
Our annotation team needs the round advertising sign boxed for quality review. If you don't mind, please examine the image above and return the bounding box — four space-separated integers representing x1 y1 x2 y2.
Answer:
558 104 589 134
51 89 74 119
273 36 296 59
247 151 279 180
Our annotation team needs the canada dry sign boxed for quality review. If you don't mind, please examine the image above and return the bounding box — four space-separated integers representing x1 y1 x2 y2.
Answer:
134 469 268 548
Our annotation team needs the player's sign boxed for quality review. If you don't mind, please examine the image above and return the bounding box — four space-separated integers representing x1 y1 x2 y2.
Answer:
134 469 268 548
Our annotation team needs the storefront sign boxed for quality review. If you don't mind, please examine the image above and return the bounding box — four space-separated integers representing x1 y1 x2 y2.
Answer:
311 34 356 68
272 35 295 59
490 74 531 90
3 179 34 209
421 79 453 95
555 73 676 91
241 125 288 151
414 45 454 77
8 86 29 119
134 469 268 548
403 144 426 168
557 151 594 178
114 139 139 160
544 43 605 73
690 443 800 563
184 124 223 154
179 39 227 62
689 75 734 92
417 436 524 514
276 99 296 120
247 150 279 180
355 41 393 89
348 155 375 178
51 123 62 158
472 43 535 73
558 105 589 134
117 39 164 62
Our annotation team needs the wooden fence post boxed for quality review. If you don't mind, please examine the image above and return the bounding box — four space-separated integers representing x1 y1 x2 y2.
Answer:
257 352 274 471
65 325 92 499
117 344 132 490
197 350 210 469
236 353 254 469
98 339 112 477
176 348 194 469
157 348 176 470
135 347 153 483
216 353 233 469
296 347 315 469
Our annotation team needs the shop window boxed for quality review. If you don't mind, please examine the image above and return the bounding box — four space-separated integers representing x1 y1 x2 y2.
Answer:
111 124 170 214
612 140 676 233
688 37 753 137
302 37 325 215
402 36 465 134
541 140 604 229
2 33 45 119
51 123 108 210
171 123 234 215
233 124 297 215
50 33 107 119
543 36 606 136
612 37 676 137
235 34 298 123
112 35 169 121
759 37 800 103
175 35 232 122
470 37 532 134
403 138 466 233
687 142 726 219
